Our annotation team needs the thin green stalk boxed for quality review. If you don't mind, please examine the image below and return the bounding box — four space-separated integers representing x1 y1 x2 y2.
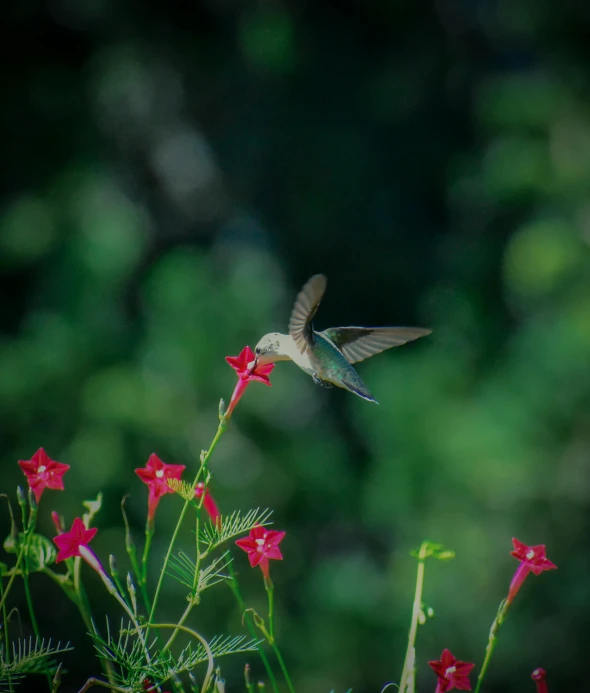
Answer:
73 557 94 632
121 498 151 616
161 510 202 653
22 571 51 690
473 600 508 693
141 526 154 587
0 543 25 615
227 561 279 693
264 580 295 693
137 526 154 614
83 550 151 665
76 678 132 693
71 556 116 683
149 623 213 693
266 582 275 643
1 579 14 693
149 419 226 623
399 541 429 693
270 642 296 693
20 506 52 693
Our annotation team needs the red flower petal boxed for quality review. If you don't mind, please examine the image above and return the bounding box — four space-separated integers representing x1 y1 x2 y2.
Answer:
235 526 285 577
18 448 70 502
54 518 98 562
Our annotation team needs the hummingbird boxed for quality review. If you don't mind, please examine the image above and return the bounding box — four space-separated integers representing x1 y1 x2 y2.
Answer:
249 274 431 404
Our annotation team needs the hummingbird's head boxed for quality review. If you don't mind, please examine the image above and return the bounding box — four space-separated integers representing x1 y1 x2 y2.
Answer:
250 333 284 368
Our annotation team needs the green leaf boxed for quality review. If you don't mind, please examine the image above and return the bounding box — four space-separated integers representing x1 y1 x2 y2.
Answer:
410 541 455 562
2 533 57 570
27 533 58 571
198 508 273 551
3 637 72 676
82 492 103 527
167 551 232 596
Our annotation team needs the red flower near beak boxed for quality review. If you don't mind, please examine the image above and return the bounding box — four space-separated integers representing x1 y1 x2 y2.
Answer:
225 346 274 418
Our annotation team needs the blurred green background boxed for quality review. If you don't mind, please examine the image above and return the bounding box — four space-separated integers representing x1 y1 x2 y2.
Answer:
2 0 590 691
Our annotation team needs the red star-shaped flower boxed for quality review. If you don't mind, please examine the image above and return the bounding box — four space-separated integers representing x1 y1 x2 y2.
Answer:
507 538 557 604
224 346 274 418
429 649 475 692
236 525 285 579
18 448 70 502
135 454 186 523
53 517 97 562
510 539 557 575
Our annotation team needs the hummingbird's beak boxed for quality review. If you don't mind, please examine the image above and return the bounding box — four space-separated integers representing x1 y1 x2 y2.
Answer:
247 357 258 374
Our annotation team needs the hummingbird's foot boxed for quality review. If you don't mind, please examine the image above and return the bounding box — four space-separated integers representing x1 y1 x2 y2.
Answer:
312 372 333 388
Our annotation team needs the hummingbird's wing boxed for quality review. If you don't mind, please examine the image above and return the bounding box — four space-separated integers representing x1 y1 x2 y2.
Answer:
321 326 431 364
288 274 328 353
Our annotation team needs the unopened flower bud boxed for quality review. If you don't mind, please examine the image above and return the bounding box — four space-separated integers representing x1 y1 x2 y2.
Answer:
51 511 64 534
127 572 138 614
16 486 27 509
109 555 118 577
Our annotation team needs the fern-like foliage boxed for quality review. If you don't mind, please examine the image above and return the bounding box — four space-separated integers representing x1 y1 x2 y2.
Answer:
176 634 262 667
91 619 259 691
0 637 72 687
167 551 232 596
167 479 198 503
199 508 273 551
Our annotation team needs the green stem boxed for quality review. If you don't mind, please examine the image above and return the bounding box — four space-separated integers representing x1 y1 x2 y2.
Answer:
21 523 52 691
141 526 154 586
271 642 296 693
161 510 202 653
137 525 154 615
1 579 14 693
161 599 193 653
149 623 213 693
73 557 94 632
149 419 226 623
266 581 275 643
71 557 116 684
227 562 280 693
473 600 508 693
399 541 429 693
121 496 151 613
0 545 24 615
264 579 294 693
23 572 51 690
76 678 131 693
88 556 151 664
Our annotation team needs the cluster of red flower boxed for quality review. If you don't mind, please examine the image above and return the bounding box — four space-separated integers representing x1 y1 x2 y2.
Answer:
15 347 557 692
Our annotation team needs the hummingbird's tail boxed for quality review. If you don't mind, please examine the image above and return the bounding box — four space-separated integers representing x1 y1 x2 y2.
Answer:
340 376 379 404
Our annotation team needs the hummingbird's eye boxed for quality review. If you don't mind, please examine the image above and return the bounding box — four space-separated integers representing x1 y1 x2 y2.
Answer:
255 347 261 355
